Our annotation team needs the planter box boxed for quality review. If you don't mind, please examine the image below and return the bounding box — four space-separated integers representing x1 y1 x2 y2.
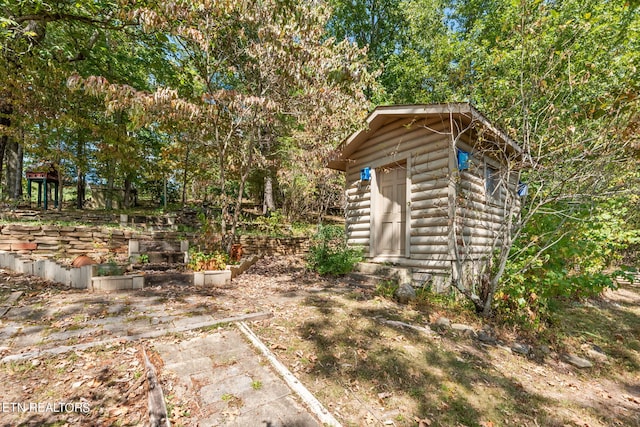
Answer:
193 270 231 287
91 274 144 291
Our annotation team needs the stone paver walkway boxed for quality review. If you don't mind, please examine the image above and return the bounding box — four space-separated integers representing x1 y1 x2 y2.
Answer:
154 330 320 426
0 288 324 426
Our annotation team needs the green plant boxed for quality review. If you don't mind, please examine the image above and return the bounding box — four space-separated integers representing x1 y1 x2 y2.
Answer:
495 201 634 330
139 254 149 264
375 279 398 299
96 261 124 277
307 225 363 275
254 210 289 237
187 248 228 271
251 380 263 390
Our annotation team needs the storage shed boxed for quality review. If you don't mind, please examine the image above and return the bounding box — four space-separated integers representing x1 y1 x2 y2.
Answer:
328 103 523 290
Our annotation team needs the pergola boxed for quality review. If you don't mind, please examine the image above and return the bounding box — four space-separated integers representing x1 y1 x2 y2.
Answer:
26 167 59 210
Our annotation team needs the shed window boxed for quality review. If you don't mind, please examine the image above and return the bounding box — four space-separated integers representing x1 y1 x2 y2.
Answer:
485 166 499 199
518 181 528 197
457 149 469 170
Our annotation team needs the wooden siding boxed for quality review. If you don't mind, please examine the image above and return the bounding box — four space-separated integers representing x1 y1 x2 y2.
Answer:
343 114 520 290
336 104 523 292
345 118 453 263
453 135 519 260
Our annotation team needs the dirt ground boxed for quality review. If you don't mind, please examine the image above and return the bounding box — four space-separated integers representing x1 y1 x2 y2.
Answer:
0 255 639 426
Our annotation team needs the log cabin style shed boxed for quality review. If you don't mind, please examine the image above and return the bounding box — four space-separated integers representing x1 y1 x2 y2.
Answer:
328 103 523 289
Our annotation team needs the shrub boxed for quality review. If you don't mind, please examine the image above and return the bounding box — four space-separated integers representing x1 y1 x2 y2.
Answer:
187 249 228 271
307 225 363 275
96 261 124 277
254 210 289 237
494 201 635 330
375 279 399 299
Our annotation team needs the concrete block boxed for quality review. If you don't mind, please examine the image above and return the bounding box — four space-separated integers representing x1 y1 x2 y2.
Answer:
91 274 144 291
128 239 139 256
193 271 204 287
55 267 70 286
33 260 45 277
180 240 189 252
132 276 144 289
44 260 58 282
5 253 17 270
194 270 232 287
70 268 84 289
0 252 10 269
15 259 34 276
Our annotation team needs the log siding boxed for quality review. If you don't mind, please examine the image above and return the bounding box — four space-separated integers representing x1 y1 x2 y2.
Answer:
332 103 522 289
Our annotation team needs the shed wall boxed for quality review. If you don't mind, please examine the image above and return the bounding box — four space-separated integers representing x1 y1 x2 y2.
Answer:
454 134 520 260
345 118 454 274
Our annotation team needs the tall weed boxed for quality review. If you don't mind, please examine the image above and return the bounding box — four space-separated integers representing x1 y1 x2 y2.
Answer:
307 225 363 275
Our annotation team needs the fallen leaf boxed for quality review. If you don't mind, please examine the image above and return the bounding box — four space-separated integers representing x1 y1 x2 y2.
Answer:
86 379 101 388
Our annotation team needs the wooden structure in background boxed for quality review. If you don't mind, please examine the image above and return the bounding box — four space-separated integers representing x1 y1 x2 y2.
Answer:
26 165 59 210
329 103 523 289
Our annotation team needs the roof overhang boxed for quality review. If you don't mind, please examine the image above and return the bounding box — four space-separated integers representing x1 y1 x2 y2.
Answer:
327 103 523 171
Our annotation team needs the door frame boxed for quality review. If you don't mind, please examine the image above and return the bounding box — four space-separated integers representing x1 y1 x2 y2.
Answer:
369 156 412 259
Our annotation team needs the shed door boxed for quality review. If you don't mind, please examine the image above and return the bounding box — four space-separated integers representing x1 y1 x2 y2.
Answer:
375 164 406 256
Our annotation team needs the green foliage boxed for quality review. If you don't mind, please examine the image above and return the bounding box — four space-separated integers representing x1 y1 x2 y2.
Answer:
96 261 124 277
374 279 399 299
138 254 149 264
254 211 289 237
495 200 639 330
307 225 363 275
187 249 228 272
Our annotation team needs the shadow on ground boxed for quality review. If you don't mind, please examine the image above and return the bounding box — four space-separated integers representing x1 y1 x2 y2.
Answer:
292 283 640 426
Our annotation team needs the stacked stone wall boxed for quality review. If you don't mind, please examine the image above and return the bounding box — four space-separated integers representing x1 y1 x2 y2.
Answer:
0 224 190 261
237 236 310 256
0 223 310 260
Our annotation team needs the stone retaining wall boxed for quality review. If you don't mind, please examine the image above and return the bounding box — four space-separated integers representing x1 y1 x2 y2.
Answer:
237 236 310 256
0 224 190 261
0 223 310 261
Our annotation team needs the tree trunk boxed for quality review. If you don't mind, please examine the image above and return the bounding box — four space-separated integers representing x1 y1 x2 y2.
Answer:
5 139 23 201
15 142 23 200
77 170 85 209
263 173 275 215
163 177 167 209
0 100 12 197
57 166 63 211
124 177 132 208
106 171 114 210
0 135 7 197
181 143 190 208
76 141 85 209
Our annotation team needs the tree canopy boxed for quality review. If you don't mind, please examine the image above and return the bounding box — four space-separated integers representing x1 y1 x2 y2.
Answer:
1 0 638 316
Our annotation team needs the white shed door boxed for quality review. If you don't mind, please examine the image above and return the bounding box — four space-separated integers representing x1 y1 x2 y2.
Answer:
375 165 406 256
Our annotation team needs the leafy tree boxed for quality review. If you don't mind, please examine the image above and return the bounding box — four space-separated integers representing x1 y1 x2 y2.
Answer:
328 0 638 315
444 0 639 315
0 0 166 205
69 0 372 249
